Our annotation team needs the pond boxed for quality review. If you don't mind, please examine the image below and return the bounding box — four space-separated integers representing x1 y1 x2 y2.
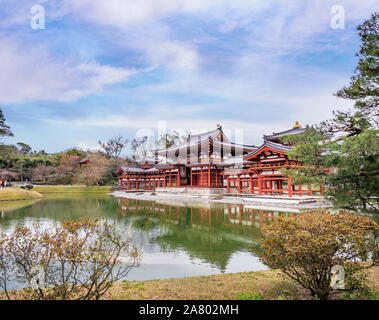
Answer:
0 194 325 286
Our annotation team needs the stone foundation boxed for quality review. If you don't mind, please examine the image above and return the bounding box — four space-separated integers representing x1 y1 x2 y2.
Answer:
156 187 225 199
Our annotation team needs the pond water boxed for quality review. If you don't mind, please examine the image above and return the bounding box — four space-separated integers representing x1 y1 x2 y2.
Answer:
0 194 324 285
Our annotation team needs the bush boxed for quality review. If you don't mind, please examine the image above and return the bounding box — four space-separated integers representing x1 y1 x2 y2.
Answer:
0 218 140 300
343 268 379 300
50 175 73 185
260 212 378 300
237 292 262 300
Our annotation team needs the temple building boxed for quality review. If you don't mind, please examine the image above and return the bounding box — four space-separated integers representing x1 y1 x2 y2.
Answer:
116 122 325 197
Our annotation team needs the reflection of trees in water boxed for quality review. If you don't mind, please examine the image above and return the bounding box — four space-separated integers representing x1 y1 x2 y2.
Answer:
0 194 119 231
114 216 164 255
117 198 316 270
0 198 41 215
132 216 159 231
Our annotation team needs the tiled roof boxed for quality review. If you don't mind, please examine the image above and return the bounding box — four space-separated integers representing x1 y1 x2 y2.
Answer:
154 163 179 169
264 126 306 141
155 127 226 155
217 156 254 167
155 127 258 158
265 141 293 152
243 141 293 159
212 140 257 153
118 166 147 173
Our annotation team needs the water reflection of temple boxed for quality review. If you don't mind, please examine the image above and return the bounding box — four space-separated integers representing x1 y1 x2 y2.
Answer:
118 198 310 229
117 198 315 270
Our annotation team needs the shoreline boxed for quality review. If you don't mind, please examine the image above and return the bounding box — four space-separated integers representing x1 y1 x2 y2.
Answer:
0 188 43 202
33 185 113 193
3 266 378 300
111 190 334 210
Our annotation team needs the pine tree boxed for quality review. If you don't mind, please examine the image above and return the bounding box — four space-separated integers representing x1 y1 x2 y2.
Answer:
281 13 379 212
0 108 13 138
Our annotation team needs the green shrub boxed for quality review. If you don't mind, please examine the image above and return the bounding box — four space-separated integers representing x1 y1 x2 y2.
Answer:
237 292 262 300
260 212 378 300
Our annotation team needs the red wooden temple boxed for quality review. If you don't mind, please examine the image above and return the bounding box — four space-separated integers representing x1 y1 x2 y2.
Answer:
116 122 325 197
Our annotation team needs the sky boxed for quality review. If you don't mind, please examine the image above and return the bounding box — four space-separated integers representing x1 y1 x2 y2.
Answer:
0 0 377 154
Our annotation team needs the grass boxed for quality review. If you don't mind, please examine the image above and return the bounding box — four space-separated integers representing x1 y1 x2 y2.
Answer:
103 266 379 300
104 270 311 300
32 186 113 194
0 188 43 201
237 292 263 300
1 267 378 300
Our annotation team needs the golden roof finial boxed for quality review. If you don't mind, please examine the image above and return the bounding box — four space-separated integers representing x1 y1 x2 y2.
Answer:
293 121 301 128
216 123 222 129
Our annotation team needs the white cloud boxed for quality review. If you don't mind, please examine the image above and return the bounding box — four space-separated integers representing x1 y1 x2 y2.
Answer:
60 0 275 71
0 37 138 103
0 0 375 123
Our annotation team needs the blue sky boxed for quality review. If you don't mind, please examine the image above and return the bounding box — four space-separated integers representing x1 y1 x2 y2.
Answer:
0 0 377 154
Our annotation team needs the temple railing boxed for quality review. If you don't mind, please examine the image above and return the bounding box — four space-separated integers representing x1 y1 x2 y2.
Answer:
248 161 303 170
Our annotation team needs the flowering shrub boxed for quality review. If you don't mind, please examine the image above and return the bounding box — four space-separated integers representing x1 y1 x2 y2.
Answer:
0 218 140 300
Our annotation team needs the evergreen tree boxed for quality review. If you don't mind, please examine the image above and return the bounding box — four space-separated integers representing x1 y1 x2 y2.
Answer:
0 108 13 138
282 13 379 212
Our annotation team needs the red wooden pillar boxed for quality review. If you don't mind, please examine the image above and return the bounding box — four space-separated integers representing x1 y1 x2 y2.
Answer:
190 168 193 186
299 184 303 196
320 183 324 195
249 174 253 194
136 178 139 190
238 175 241 194
258 173 262 196
288 177 292 197
164 173 167 187
227 177 230 193
208 166 211 187
308 184 312 196
169 172 172 187
269 180 273 195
